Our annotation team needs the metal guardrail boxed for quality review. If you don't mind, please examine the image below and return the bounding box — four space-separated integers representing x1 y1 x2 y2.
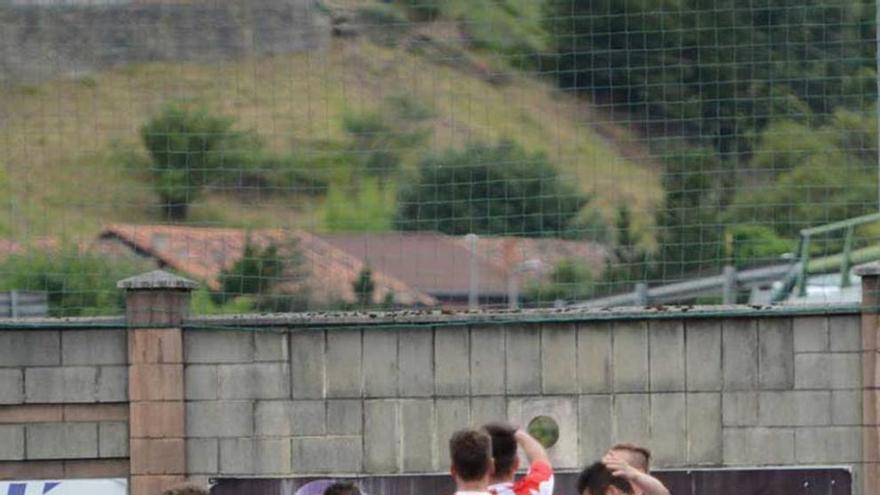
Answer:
575 213 880 308
0 291 48 318
574 263 792 308
794 211 880 297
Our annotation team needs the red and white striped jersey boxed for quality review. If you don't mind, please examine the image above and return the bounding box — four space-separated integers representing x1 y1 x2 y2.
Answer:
488 461 554 495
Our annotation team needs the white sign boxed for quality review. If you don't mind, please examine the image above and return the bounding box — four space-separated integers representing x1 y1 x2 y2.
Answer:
0 479 127 495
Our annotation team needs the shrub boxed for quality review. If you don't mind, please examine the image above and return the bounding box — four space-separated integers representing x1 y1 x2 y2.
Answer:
142 104 261 220
0 248 152 317
323 179 395 232
599 205 653 294
728 224 795 267
342 111 404 181
213 237 310 311
356 4 410 45
395 139 587 237
352 267 376 308
524 259 595 305
397 0 442 21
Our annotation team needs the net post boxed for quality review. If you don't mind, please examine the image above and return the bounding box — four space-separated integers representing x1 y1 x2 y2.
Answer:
466 234 479 310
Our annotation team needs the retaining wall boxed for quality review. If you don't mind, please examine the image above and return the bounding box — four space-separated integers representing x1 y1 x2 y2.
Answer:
0 0 329 81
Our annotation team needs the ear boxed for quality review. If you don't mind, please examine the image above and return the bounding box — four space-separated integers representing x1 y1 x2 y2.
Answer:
512 456 520 472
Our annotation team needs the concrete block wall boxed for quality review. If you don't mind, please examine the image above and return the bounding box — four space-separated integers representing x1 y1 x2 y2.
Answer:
0 328 130 480
182 314 865 481
0 273 871 495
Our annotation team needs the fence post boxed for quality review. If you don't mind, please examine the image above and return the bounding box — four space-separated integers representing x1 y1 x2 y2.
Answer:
855 262 880 495
118 270 197 495
466 233 479 310
634 283 648 306
722 265 737 304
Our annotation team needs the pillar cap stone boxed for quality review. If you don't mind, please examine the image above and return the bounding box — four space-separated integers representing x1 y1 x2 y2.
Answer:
117 270 198 291
855 262 880 277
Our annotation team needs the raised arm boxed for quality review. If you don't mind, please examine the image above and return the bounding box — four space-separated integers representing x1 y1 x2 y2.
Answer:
514 429 551 466
602 452 670 495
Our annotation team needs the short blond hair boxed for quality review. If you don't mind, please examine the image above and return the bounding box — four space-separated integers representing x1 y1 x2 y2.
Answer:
610 443 652 472
162 482 209 495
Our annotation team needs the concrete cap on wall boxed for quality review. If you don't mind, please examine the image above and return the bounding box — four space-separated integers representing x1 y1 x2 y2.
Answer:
117 270 198 291
855 262 880 277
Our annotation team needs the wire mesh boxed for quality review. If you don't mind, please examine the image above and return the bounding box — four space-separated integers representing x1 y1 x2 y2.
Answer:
0 0 878 316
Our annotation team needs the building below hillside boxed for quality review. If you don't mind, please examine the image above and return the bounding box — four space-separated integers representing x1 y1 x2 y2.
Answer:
93 224 607 309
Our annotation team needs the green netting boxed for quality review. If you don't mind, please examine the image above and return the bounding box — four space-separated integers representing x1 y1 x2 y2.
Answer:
1 0 879 316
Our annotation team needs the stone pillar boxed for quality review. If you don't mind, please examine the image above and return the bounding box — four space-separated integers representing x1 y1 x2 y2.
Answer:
118 270 197 495
855 262 880 495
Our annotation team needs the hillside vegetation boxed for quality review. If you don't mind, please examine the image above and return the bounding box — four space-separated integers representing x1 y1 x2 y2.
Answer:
0 1 655 241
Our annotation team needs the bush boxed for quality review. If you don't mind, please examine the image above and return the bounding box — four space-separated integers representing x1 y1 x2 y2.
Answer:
0 249 152 317
213 237 310 311
729 224 795 267
395 139 588 237
730 156 875 238
599 205 653 294
142 103 261 220
356 4 410 45
352 267 376 308
191 287 255 315
750 120 837 177
397 0 443 21
524 259 595 305
323 179 396 232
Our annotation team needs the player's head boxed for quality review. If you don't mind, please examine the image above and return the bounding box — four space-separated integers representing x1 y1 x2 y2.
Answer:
482 422 519 482
449 428 494 487
162 483 209 495
577 462 633 495
322 481 361 495
609 443 651 472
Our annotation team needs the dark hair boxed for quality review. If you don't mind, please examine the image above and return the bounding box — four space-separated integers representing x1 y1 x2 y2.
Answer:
449 428 493 481
162 483 209 495
323 481 361 495
482 422 517 477
577 462 633 495
610 443 652 471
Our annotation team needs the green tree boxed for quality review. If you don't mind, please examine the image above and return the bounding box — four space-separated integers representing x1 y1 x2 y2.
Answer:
655 147 728 279
544 0 875 155
0 248 151 317
599 205 653 294
731 110 877 237
395 140 588 237
142 104 260 220
352 266 376 308
731 156 875 238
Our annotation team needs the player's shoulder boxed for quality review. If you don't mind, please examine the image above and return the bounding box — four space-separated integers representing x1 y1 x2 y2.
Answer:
527 460 553 479
513 460 554 494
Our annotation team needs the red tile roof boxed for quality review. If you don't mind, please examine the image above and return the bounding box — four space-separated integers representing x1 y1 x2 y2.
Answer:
98 224 437 307
2 225 607 308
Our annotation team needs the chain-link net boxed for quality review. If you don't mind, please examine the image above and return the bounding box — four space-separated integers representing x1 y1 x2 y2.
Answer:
0 0 878 316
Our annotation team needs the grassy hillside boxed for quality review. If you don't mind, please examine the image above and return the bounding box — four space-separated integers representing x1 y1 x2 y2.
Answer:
0 8 659 242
